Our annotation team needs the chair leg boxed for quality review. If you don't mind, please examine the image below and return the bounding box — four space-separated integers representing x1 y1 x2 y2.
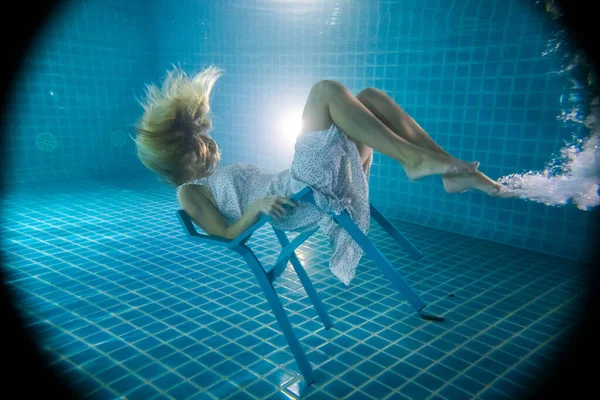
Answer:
233 244 316 385
333 211 444 321
370 204 422 261
273 228 334 330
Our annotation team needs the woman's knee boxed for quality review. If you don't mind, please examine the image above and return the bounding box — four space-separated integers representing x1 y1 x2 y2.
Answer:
356 87 382 103
310 80 346 100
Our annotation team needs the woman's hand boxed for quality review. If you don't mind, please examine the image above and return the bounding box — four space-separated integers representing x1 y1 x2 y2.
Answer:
251 196 298 219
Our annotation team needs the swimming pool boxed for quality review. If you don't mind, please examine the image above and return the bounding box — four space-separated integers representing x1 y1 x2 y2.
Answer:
2 0 597 399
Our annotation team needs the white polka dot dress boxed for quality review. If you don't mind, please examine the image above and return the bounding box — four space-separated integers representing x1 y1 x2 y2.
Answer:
177 123 373 286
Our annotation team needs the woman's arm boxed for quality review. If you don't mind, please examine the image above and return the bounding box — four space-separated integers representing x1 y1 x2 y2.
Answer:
178 185 231 238
178 185 262 240
225 205 262 239
178 187 296 240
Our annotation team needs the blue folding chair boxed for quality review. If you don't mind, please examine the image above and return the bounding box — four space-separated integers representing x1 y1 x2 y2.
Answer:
176 186 444 385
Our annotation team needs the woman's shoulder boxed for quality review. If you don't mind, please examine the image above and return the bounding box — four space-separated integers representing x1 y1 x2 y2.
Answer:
177 182 217 208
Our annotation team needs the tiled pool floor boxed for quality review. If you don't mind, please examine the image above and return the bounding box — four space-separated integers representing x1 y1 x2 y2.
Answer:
1 174 589 399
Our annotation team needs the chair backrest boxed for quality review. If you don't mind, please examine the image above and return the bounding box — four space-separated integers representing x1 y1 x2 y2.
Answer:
176 186 317 249
175 209 234 248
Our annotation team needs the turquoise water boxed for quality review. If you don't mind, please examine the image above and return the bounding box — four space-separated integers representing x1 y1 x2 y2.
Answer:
2 0 597 399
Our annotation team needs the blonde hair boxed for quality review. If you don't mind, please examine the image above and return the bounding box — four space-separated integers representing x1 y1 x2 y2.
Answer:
133 65 223 187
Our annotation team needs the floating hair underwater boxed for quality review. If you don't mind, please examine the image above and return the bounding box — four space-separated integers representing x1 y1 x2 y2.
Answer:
498 98 600 211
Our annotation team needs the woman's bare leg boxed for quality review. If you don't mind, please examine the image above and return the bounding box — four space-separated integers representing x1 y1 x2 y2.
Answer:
355 87 509 196
301 80 478 181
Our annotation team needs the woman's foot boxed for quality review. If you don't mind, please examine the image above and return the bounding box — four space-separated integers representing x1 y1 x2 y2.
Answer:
442 171 518 197
403 150 479 181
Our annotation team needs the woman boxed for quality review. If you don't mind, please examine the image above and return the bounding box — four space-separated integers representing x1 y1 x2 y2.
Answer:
134 66 510 286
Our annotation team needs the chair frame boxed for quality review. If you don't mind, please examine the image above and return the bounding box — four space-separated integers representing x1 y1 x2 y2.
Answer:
176 186 443 385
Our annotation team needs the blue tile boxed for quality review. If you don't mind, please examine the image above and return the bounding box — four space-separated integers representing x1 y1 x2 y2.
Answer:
356 360 386 376
109 346 140 362
58 340 89 357
464 365 497 385
453 374 487 394
176 361 204 378
267 391 295 400
477 357 510 375
231 369 261 388
147 344 177 359
204 334 233 349
170 335 197 350
162 352 193 369
235 350 261 366
409 330 435 343
439 384 473 400
391 362 420 379
401 382 432 400
228 391 255 400
346 328 371 341
389 322 413 335
199 352 227 368
361 380 393 399
268 350 293 365
418 345 445 361
340 370 370 387
85 387 119 400
304 390 336 400
478 333 505 347
323 380 354 398
253 342 277 357
213 360 243 377
245 380 275 398
503 368 533 387
332 334 359 348
247 359 277 376
414 372 445 391
378 370 406 389
95 365 129 385
122 354 155 371
177 321 202 333
135 336 162 351
492 378 528 398
70 377 103 394
320 359 348 376
152 372 184 391
478 387 514 400
385 344 411 359
430 338 456 352
489 350 520 366
189 328 216 342
440 355 471 372
442 332 470 346
464 340 493 356
337 351 363 367
123 383 162 400
71 325 103 339
373 350 398 368
80 357 116 375
428 364 460 381
69 348 103 365
405 353 433 369
168 381 199 399
110 374 145 395
190 370 222 389
353 343 378 358
137 363 168 381
453 348 482 364
237 335 262 348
